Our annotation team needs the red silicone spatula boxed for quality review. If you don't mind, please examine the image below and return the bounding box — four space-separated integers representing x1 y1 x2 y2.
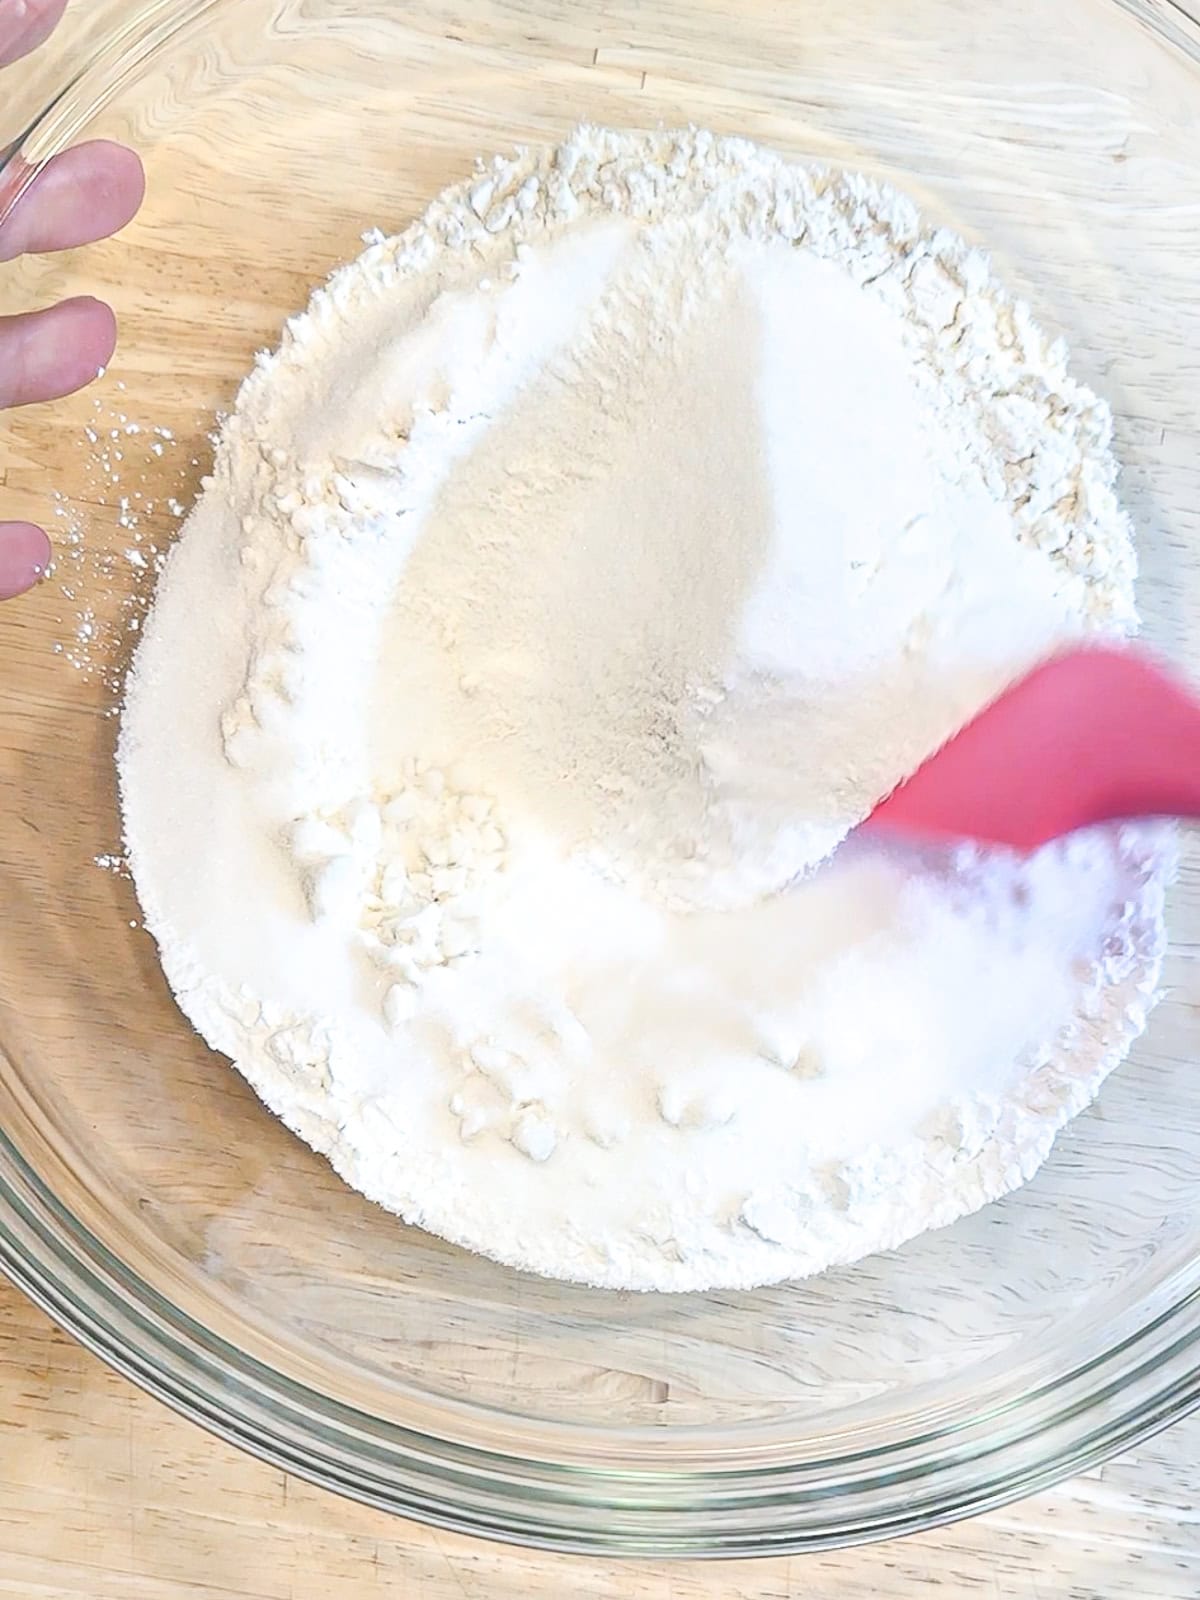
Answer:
863 645 1200 852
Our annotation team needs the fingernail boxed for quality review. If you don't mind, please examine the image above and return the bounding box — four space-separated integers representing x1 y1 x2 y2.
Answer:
0 521 52 600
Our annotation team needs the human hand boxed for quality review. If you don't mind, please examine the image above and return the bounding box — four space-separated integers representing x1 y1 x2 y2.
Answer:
0 0 144 599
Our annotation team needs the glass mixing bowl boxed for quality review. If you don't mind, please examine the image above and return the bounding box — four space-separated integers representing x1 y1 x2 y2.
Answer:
2 0 1200 1557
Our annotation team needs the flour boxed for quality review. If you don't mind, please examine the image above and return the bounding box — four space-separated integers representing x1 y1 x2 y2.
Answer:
118 127 1168 1292
49 384 190 692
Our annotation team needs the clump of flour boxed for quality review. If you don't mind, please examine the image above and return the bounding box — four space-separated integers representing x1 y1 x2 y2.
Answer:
119 127 1167 1292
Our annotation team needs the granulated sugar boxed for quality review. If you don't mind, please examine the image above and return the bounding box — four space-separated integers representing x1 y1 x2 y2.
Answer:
118 127 1168 1291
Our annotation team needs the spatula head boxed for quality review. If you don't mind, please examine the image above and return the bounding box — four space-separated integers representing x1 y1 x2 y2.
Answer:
863 645 1200 852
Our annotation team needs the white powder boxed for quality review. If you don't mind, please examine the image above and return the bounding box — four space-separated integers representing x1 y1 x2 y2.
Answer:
119 127 1168 1292
49 387 190 690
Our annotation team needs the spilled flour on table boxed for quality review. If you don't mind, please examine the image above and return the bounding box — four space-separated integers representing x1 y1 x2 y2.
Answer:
118 127 1169 1291
47 381 196 691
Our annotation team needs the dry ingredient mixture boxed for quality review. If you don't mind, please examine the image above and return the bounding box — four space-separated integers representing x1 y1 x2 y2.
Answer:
118 127 1169 1292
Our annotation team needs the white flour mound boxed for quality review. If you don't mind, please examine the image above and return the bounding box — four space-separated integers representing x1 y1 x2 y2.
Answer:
119 127 1169 1292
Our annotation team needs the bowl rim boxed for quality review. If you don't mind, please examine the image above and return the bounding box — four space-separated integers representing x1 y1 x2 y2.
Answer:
4 0 1200 1557
4 1117 1200 1554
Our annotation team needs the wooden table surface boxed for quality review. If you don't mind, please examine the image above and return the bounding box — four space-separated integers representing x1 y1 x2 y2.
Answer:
6 1 1200 1594
1 1270 1198 1597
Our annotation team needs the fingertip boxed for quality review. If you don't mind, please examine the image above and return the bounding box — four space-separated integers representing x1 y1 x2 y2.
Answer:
56 295 119 392
0 296 120 409
76 294 118 351
0 522 52 600
100 140 147 211
0 0 70 68
0 140 146 263
69 140 146 225
62 294 119 377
